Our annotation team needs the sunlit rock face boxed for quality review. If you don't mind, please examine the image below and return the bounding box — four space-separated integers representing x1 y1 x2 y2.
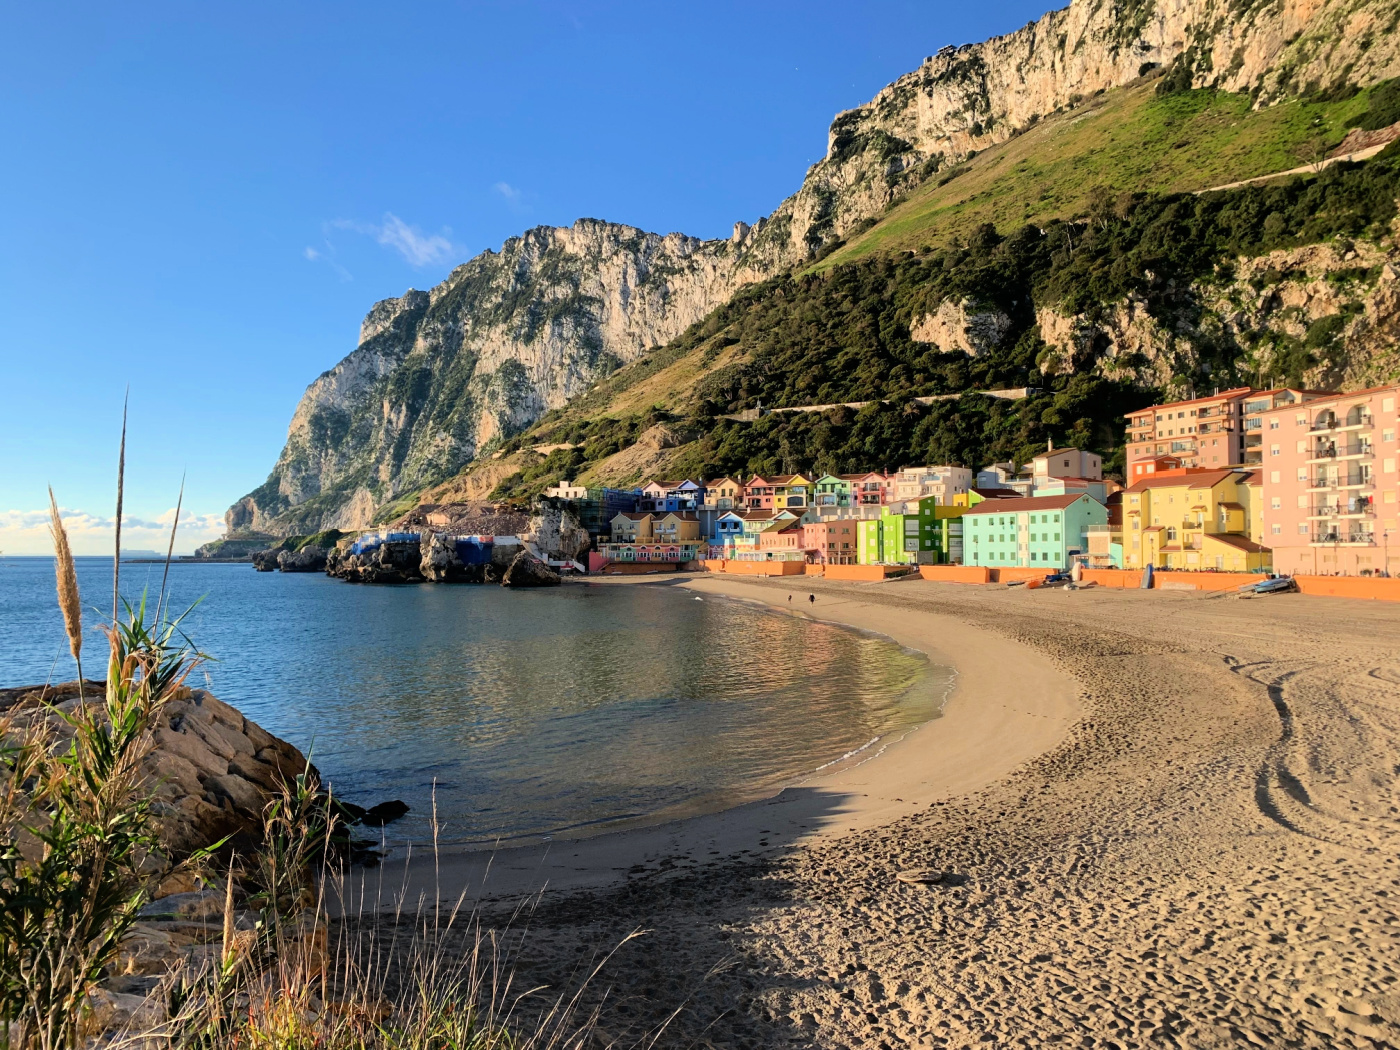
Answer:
230 0 1399 535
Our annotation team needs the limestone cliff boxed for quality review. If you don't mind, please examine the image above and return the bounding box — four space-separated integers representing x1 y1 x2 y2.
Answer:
231 0 1400 535
1035 239 1400 393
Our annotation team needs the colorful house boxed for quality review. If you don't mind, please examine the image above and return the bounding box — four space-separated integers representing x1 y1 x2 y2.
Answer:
610 512 654 543
845 472 890 506
856 497 966 565
703 477 743 510
1122 468 1269 571
802 519 859 564
888 465 973 504
654 511 702 543
962 494 1108 569
723 508 810 559
813 474 853 509
757 521 806 559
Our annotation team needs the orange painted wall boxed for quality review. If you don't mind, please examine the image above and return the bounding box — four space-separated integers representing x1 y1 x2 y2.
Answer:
597 562 679 575
1294 575 1400 601
1153 570 1268 591
1080 569 1143 588
700 559 806 577
918 565 991 584
823 564 898 581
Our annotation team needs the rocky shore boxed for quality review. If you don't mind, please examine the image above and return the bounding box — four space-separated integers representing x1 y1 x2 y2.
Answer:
1 680 411 1039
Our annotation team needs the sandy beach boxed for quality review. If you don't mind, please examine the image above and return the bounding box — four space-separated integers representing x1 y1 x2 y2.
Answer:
349 575 1400 1048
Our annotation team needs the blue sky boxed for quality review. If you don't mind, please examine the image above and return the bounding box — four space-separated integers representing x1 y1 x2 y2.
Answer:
0 0 1048 554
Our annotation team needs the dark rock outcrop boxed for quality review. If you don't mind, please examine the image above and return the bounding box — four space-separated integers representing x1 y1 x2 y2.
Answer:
501 550 561 588
325 540 424 584
276 546 328 572
250 549 280 572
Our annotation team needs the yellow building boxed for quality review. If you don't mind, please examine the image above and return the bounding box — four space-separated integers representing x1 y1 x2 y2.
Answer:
610 512 654 543
653 512 701 543
1123 469 1272 572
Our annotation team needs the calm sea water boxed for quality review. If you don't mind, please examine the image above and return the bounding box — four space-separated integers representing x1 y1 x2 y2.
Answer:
0 557 949 843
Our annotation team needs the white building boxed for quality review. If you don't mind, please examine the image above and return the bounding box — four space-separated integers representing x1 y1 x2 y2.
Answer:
1030 447 1102 488
543 480 589 500
888 465 973 504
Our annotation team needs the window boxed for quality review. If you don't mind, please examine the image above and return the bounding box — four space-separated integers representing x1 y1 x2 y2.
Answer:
1054 533 1060 541
1054 514 1061 523
1385 429 1396 443
1297 468 1307 481
1271 471 1281 484
1270 445 1280 457
1298 524 1309 534
1384 398 1395 413
1271 497 1281 509
1270 419 1279 429
1298 494 1307 508
1272 523 1282 535
1296 413 1307 426
1297 441 1307 453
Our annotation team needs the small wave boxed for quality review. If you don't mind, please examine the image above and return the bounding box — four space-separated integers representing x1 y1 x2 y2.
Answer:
811 735 882 773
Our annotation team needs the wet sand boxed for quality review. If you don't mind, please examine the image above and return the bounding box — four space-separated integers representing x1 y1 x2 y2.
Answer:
354 575 1400 1048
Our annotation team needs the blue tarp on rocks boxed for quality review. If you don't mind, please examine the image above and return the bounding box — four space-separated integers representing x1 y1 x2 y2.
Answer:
454 538 493 565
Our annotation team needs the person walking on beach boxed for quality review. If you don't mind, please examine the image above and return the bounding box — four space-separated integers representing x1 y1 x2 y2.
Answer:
808 594 815 605
788 594 792 604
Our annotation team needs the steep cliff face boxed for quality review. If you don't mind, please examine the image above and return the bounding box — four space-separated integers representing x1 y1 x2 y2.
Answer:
1034 238 1400 393
230 222 751 534
232 0 1400 535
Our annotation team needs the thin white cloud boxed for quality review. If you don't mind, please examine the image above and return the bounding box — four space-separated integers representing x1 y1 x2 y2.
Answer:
493 181 531 213
331 213 459 267
304 246 321 261
0 506 226 557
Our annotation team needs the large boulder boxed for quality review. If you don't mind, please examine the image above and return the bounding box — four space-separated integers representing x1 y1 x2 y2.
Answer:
277 546 328 572
527 502 592 562
250 549 280 571
420 531 465 582
0 682 311 857
501 550 561 588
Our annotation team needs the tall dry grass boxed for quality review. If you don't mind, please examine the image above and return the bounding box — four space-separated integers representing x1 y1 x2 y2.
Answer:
3 409 624 1050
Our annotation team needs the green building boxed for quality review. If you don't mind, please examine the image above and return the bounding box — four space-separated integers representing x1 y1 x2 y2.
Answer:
855 497 965 565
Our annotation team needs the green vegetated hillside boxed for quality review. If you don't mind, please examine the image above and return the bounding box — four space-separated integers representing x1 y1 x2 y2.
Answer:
453 81 1400 503
816 75 1399 269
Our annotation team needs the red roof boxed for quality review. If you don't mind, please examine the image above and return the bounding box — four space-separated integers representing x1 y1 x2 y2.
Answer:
1126 469 1240 494
963 493 1091 515
1127 387 1253 417
1207 534 1271 553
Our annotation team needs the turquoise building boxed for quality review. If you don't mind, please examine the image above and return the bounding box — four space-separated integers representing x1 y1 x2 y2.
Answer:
962 493 1107 569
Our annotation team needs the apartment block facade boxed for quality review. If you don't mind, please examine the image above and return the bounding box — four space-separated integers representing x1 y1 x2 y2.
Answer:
1259 386 1400 576
1125 388 1251 473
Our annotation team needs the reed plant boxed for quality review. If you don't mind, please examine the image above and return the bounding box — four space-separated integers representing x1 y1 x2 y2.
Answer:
3 411 621 1050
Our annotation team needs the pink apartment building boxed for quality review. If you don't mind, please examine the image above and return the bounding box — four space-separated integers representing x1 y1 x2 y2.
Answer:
1260 385 1400 576
1125 387 1251 473
802 520 858 564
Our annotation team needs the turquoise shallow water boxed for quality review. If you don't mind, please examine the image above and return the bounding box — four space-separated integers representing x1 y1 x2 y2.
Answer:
0 558 949 843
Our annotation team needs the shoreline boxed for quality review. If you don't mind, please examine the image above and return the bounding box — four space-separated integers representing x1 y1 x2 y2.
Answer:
346 574 1081 910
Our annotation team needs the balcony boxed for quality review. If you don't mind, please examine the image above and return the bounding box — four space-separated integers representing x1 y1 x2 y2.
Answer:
1307 500 1375 520
1307 443 1373 463
1308 472 1375 491
1312 413 1374 432
1311 531 1376 546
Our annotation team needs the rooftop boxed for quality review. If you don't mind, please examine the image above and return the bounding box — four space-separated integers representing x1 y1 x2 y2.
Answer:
963 493 1090 515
